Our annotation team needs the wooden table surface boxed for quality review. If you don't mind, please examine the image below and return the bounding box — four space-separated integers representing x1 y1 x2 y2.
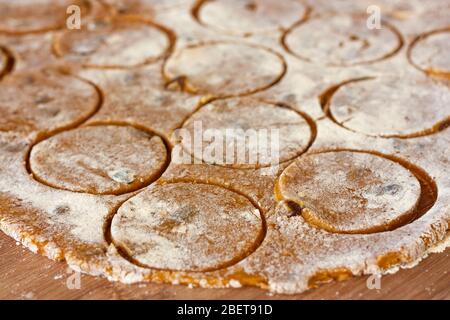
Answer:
0 231 448 300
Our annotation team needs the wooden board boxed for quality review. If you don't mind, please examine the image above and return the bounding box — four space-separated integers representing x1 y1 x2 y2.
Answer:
0 231 448 300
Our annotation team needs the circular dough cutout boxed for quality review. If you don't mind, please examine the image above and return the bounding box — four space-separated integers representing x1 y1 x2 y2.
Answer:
111 182 263 271
164 42 286 97
195 0 308 36
284 14 402 66
327 75 450 137
0 70 99 134
310 0 425 19
30 125 168 195
0 0 91 34
409 28 450 78
54 17 171 68
277 151 421 234
179 98 313 168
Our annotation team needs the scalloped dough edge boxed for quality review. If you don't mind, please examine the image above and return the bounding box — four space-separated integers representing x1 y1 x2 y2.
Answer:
1 210 448 294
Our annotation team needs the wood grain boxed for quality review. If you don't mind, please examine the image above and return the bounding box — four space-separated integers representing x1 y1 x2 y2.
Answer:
0 231 448 300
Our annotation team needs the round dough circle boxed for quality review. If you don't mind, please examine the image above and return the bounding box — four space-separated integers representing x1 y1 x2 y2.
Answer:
164 42 286 97
0 70 99 134
0 0 91 34
179 98 313 168
284 14 402 66
277 151 421 234
54 17 171 68
111 182 263 271
196 0 308 35
30 125 168 195
328 75 450 137
409 29 450 78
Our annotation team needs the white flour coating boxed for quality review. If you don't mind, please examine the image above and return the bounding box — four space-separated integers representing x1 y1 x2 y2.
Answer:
0 0 449 295
180 97 312 168
284 14 401 66
0 134 112 244
112 182 262 271
29 125 167 194
329 75 450 137
428 232 450 254
164 41 286 97
0 70 99 135
54 16 171 68
409 29 450 76
0 0 90 34
278 151 421 233
197 0 307 36
102 0 187 15
79 64 201 137
0 33 55 71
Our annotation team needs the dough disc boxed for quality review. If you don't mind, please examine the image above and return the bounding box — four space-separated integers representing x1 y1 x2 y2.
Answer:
284 14 401 66
326 75 450 138
179 97 313 168
164 42 286 97
277 151 421 234
54 16 172 68
111 182 263 271
0 70 99 134
409 29 450 78
30 125 168 195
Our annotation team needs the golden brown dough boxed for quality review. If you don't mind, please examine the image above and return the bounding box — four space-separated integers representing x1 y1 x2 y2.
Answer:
0 0 448 295
0 70 99 135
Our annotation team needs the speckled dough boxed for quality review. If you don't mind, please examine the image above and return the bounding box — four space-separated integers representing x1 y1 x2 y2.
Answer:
163 41 286 97
30 125 168 195
194 0 308 36
0 0 91 34
53 16 172 68
284 14 402 66
277 151 421 234
79 65 201 137
326 75 450 137
101 0 187 16
179 97 313 168
409 28 450 78
111 182 263 271
0 70 100 135
0 0 449 295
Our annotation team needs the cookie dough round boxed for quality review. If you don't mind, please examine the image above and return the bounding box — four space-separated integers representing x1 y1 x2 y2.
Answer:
54 16 172 68
163 41 286 97
30 125 168 195
409 28 450 78
195 0 308 36
179 97 313 168
283 14 402 66
277 151 421 234
111 182 263 271
326 75 450 138
0 0 449 296
0 70 99 134
0 0 91 34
